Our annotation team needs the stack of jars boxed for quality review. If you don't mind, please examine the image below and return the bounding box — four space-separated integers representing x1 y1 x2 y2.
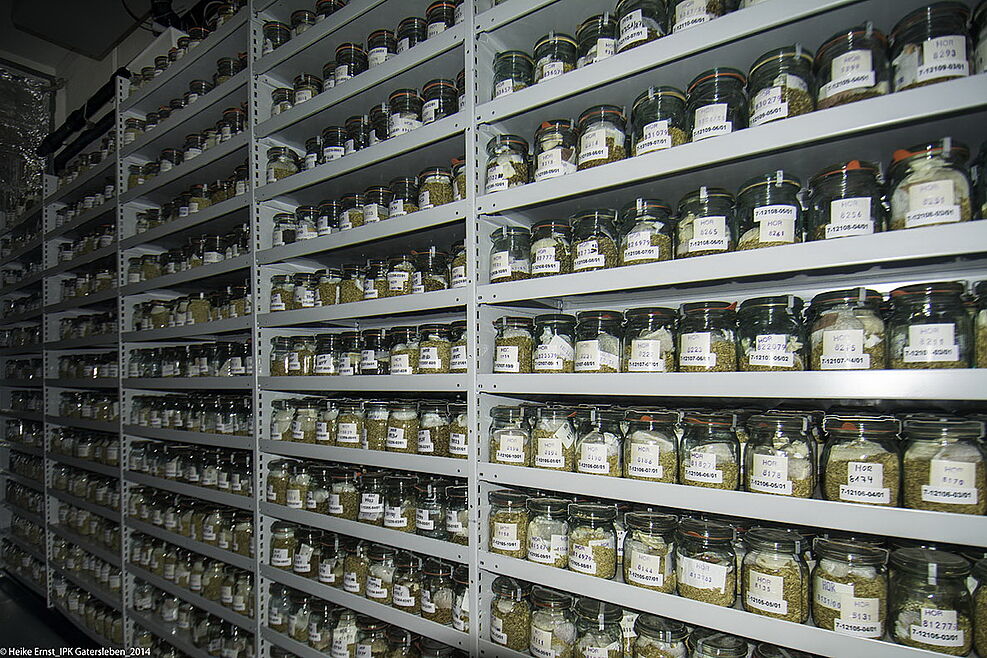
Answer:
129 161 249 235
60 223 115 263
128 394 253 436
56 133 115 189
0 292 42 320
10 515 45 547
1 259 44 288
127 490 254 557
5 417 43 448
5 483 43 515
129 441 253 496
58 265 116 301
130 284 251 331
55 503 120 553
58 391 118 422
8 453 42 481
2 541 46 591
10 390 42 413
493 281 985 375
269 396 469 459
57 354 117 379
52 581 124 645
0 323 41 347
269 322 467 376
51 466 121 512
130 533 255 618
125 227 249 285
50 537 122 597
58 312 115 340
54 183 115 226
128 341 253 379
4 358 41 380
50 428 120 466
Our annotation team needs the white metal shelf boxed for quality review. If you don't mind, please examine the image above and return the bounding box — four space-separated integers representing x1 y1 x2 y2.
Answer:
45 201 117 241
0 344 43 356
48 524 121 568
258 374 468 392
119 195 250 249
44 334 119 350
1 379 42 388
258 288 467 327
45 416 119 433
123 376 252 390
52 563 122 611
44 244 117 278
2 471 44 493
261 628 327 658
258 440 466 477
0 270 45 297
46 156 116 206
3 502 44 529
0 441 44 457
260 564 468 649
121 316 252 342
48 489 120 522
4 533 46 563
120 253 252 295
480 463 987 548
126 471 253 511
259 501 468 563
45 378 118 389
122 425 254 450
473 0 561 32
0 410 43 423
127 518 254 571
477 639 528 658
127 563 254 630
476 370 987 402
47 453 119 477
128 609 210 658
44 288 118 313
479 551 948 658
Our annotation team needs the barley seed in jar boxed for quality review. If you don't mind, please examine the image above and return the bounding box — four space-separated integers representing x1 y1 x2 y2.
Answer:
389 326 419 375
573 599 622 657
293 74 322 105
902 418 985 515
567 503 617 579
615 0 666 53
687 68 747 141
362 186 392 224
530 220 573 278
531 406 576 471
486 135 530 193
675 187 736 257
363 258 389 300
266 147 300 183
421 78 457 124
577 105 627 170
821 415 901 507
677 301 736 372
889 281 971 369
815 23 890 109
572 208 618 272
534 32 577 83
533 119 577 182
675 518 737 607
494 316 534 373
618 198 674 266
574 13 616 69
631 86 688 156
426 0 456 37
367 29 396 68
385 254 415 297
735 170 803 249
392 553 423 615
533 313 576 373
806 160 885 240
889 138 971 230
576 409 623 477
418 324 452 373
574 310 622 373
809 287 886 370
671 0 736 32
811 538 888 638
493 51 534 99
489 490 529 558
748 45 814 127
489 226 531 283
334 43 367 82
389 88 423 138
490 405 530 466
418 166 454 209
491 576 532 652
388 176 419 216
624 411 678 483
345 114 370 153
744 413 814 498
741 527 809 622
335 331 360 376
891 3 972 92
452 157 467 200
397 16 427 53
623 512 677 593
679 412 740 490
737 295 806 371
633 614 687 657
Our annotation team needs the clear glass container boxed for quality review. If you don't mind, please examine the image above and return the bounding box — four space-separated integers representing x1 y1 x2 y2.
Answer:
744 413 814 498
686 67 747 141
809 287 886 370
615 0 666 52
623 410 678 483
675 187 736 257
735 170 803 250
574 310 622 372
890 3 972 92
889 547 972 655
567 503 616 579
529 587 575 658
491 576 531 652
485 135 530 193
573 598 622 657
631 86 688 156
576 105 626 170
533 119 577 182
889 281 971 369
815 24 890 109
618 198 674 265
737 295 806 372
534 32 577 82
422 560 455 624
748 45 815 127
622 306 676 372
489 405 529 466
532 313 576 373
623 511 677 593
902 418 985 515
489 490 528 559
807 159 886 240
889 138 971 231
821 415 901 507
741 527 809 622
576 13 617 67
527 497 570 568
677 300 737 372
492 51 533 98
675 517 736 607
679 411 740 489
812 538 888 638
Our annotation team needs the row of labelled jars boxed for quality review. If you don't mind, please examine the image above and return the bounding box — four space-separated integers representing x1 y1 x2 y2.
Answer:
267 524 471 629
55 502 120 553
125 225 250 283
129 440 253 496
128 394 252 437
268 241 466 311
1 544 44 592
487 140 985 276
0 323 40 347
262 0 346 48
270 161 466 247
58 312 114 341
5 483 43 515
7 453 41 480
53 582 123 645
130 161 250 235
270 396 469 459
124 100 246 151
131 532 255 619
490 403 987 516
6 418 43 449
1 258 43 286
9 390 42 413
127 489 254 558
266 584 467 658
58 264 116 302
270 322 467 376
0 292 41 320
492 285 987 377
493 2 987 113
130 283 251 332
50 428 120 466
266 459 467 543
58 391 118 422
57 223 115 264
51 465 121 512
132 580 254 658
57 353 117 379
56 132 114 189
51 536 121 596
8 515 44 548
4 358 41 380
128 341 253 378
53 181 115 228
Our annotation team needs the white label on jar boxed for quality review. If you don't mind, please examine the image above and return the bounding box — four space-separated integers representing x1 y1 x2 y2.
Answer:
490 250 511 279
446 509 465 532
332 628 357 657
916 36 968 83
540 60 566 81
390 353 412 375
496 432 526 463
746 569 788 615
294 543 313 570
906 180 960 227
389 199 407 216
904 323 959 363
685 449 722 483
751 86 788 126
629 551 664 587
494 345 520 372
295 89 313 104
323 145 344 161
748 333 795 368
534 335 573 370
674 0 712 31
679 332 715 367
286 488 303 508
328 493 343 515
749 453 792 494
636 119 672 154
491 615 507 644
419 189 432 208
385 505 407 527
334 64 350 81
839 462 890 503
494 79 515 98
922 459 978 504
827 197 874 238
574 239 605 270
821 50 875 100
451 264 468 287
492 522 520 551
419 345 441 370
569 542 603 574
422 98 440 124
451 344 468 370
390 115 421 136
617 10 652 51
418 428 434 453
366 576 386 599
629 443 662 478
318 561 337 583
754 204 796 243
628 338 665 371
575 339 619 371
535 148 576 181
271 548 291 567
337 422 360 443
530 626 555 658
911 608 964 647
688 214 728 252
450 432 468 455
416 508 435 529
427 20 446 37
679 554 729 592
623 230 662 262
360 494 383 520
692 103 731 140
535 437 564 468
364 204 382 223
386 426 407 449
391 584 414 609
368 47 390 67
582 646 620 658
578 129 611 165
529 534 568 564
578 442 610 473
359 350 378 371
387 270 410 291
820 329 870 369
532 245 562 274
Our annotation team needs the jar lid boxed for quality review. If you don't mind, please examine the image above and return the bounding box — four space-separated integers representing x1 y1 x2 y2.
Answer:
890 547 970 578
452 564 469 584
398 16 427 28
683 411 736 429
738 294 803 314
810 287 883 309
535 32 578 50
813 537 888 565
531 219 572 235
488 489 528 507
824 414 901 437
446 484 467 500
744 526 802 553
494 316 533 330
527 496 570 516
494 50 534 66
748 413 810 434
890 137 969 170
677 517 734 543
531 585 572 609
335 42 366 56
490 225 530 240
749 44 814 77
625 511 677 532
419 166 452 179
568 502 616 521
891 2 971 45
816 23 888 62
635 614 688 642
577 104 625 125
535 119 575 136
738 170 802 195
487 134 529 151
294 73 322 85
679 186 734 204
890 280 965 302
534 312 577 325
424 78 457 94
620 197 673 218
624 306 676 322
367 544 397 560
687 67 747 93
625 409 679 424
695 633 748 658
575 309 623 323
680 300 736 315
388 88 423 102
368 28 394 40
577 13 616 36
263 20 289 30
903 418 984 441
574 597 621 625
427 0 458 12
571 207 617 225
491 575 527 598
632 85 687 111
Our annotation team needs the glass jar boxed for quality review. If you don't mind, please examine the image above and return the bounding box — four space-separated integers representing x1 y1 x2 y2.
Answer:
355 616 389 656
573 599 622 657
388 326 418 374
572 209 618 272
492 51 534 98
531 313 576 373
385 402 418 454
631 86 688 156
485 135 529 193
574 310 622 373
426 0 456 37
812 538 889 638
807 159 886 240
293 74 322 106
270 522 296 570
737 295 806 371
744 413 814 498
677 300 737 372
889 138 971 230
489 226 531 283
621 306 676 373
890 3 972 92
676 517 736 607
367 29 396 67
384 474 417 532
262 21 291 53
528 220 572 278
397 16 427 53
414 477 447 535
567 503 617 579
422 560 455 624
531 406 575 471
271 88 293 115
633 615 687 657
389 176 419 216
413 248 449 293
623 410 678 482
342 538 369 595
576 105 627 170
902 418 985 515
619 198 674 266
679 411 740 489
526 497 570 568
890 547 972 654
489 490 528 558
534 32 577 82
575 409 623 477
493 316 534 373
490 576 531 652
418 401 451 457
391 552 422 615
529 119 577 182
576 13 617 68
418 167 454 209
292 528 321 578
266 147 300 183
889 281 971 369
686 68 747 141
452 157 467 200
334 43 368 82
615 0 666 52
489 405 529 466
735 170 803 250
675 186 736 257
331 608 359 656
821 415 901 506
449 404 469 460
422 78 458 124
364 544 397 604
389 88 423 137
975 557 987 656
529 587 575 658
809 287 886 370
741 527 809 622
748 45 815 127
815 24 890 109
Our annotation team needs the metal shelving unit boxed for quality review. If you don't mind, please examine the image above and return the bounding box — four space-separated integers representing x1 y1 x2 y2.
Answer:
127 563 254 630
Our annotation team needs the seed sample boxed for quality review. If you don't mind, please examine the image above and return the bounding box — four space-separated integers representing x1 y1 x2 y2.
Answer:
681 444 739 490
742 552 808 623
490 506 528 559
624 532 675 593
568 524 616 579
677 552 736 607
824 442 900 507
903 441 986 515
812 548 887 638
491 594 531 652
